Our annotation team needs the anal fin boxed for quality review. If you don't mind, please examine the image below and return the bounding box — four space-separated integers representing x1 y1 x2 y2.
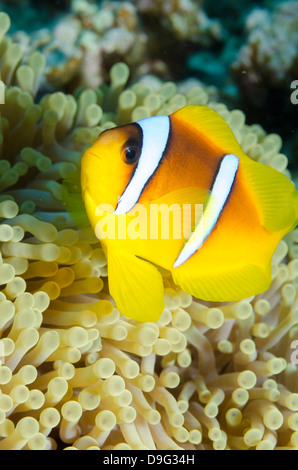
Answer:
107 250 164 322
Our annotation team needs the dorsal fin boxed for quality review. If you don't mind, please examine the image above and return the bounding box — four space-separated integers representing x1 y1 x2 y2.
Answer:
171 105 247 158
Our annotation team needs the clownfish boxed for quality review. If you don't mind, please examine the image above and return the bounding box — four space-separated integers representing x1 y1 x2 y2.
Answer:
65 105 298 322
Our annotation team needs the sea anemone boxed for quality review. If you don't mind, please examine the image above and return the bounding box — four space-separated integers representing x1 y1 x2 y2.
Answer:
0 11 298 450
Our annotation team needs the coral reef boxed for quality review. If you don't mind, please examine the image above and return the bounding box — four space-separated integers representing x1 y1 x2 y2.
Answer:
0 0 71 36
7 0 223 92
0 11 298 450
131 0 222 80
133 0 222 44
233 1 298 96
8 0 148 90
231 1 298 174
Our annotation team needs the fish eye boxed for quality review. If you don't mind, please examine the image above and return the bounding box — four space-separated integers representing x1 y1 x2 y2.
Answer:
122 142 141 164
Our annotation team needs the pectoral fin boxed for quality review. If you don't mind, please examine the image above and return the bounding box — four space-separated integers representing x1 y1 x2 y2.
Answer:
107 250 164 322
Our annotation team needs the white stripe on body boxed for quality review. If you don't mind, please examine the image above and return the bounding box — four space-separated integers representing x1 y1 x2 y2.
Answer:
173 154 239 268
114 116 170 215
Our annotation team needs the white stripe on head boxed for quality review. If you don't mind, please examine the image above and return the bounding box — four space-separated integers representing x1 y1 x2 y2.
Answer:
113 115 170 215
173 154 239 268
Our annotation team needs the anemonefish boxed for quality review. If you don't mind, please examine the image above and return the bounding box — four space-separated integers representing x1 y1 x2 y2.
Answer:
69 105 298 322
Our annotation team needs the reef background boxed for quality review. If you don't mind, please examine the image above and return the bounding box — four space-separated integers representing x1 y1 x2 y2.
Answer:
0 0 297 179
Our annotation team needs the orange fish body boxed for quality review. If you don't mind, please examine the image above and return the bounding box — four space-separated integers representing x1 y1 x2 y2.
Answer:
80 105 298 321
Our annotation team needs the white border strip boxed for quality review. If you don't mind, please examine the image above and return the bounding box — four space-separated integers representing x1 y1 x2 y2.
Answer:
173 154 239 268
